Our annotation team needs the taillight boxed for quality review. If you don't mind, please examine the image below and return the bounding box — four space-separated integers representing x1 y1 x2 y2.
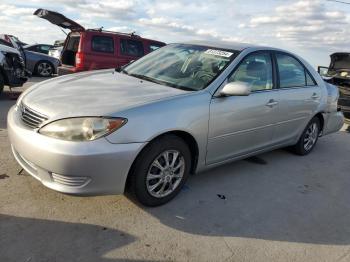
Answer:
75 52 84 68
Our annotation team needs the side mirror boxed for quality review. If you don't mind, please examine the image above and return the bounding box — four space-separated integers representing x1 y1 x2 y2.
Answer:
220 82 251 97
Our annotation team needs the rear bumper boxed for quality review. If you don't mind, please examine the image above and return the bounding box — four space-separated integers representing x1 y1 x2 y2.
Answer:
58 65 84 76
7 105 145 195
323 111 345 135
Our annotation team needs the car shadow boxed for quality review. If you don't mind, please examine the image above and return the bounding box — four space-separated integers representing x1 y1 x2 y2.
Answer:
0 214 159 262
135 141 350 245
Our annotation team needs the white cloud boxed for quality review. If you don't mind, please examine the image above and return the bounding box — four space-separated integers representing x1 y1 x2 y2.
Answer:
249 0 350 50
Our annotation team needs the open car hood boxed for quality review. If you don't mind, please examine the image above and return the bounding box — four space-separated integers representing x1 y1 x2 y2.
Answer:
330 53 350 71
34 9 85 32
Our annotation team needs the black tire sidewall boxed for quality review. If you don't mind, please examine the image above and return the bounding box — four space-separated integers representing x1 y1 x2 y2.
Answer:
295 117 321 155
131 135 192 206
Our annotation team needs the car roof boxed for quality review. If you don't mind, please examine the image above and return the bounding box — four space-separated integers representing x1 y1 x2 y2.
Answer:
182 40 260 51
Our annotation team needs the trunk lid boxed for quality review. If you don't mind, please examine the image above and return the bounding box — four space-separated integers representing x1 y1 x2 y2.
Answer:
33 9 85 32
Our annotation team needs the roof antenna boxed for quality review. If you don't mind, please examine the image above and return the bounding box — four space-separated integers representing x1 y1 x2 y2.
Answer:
99 26 103 32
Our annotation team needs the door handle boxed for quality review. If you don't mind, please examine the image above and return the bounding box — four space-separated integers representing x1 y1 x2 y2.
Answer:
266 99 279 108
311 93 320 99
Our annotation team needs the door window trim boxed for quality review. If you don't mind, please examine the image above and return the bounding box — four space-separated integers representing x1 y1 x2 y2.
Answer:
119 38 145 57
273 51 317 90
91 35 115 54
222 50 277 94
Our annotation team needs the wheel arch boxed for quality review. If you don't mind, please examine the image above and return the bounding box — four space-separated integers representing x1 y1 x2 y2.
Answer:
125 130 200 191
314 112 325 133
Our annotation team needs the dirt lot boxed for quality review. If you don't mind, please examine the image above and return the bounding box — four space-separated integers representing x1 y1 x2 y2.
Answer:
1 77 350 262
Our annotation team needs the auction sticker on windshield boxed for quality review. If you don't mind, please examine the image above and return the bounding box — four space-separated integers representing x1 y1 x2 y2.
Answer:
204 49 233 58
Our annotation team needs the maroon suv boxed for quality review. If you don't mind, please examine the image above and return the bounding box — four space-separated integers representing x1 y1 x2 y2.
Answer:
34 9 166 75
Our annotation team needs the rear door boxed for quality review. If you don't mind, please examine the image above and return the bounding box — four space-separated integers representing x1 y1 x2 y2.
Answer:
271 52 321 144
117 38 145 68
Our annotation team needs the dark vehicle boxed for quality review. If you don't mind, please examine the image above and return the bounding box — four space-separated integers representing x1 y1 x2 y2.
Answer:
24 44 54 55
0 34 27 47
319 53 350 122
1 35 60 77
34 9 166 75
0 44 29 94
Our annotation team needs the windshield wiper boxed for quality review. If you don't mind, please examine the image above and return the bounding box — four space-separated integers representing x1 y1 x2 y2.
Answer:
129 73 194 91
129 73 164 85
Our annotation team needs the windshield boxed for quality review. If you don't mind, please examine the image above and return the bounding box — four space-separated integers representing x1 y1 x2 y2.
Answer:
124 44 237 91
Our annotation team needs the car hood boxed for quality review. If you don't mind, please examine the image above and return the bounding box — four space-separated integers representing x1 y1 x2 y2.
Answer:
22 70 189 119
0 44 20 55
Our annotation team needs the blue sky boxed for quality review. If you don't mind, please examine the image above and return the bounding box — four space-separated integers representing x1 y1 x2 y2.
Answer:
1 0 350 68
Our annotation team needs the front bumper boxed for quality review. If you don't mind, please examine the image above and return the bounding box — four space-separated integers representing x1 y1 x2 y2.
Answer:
7 106 145 195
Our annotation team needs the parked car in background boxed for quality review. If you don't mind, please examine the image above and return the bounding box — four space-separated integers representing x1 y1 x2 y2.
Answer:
0 35 60 77
34 9 166 75
24 49 60 77
0 44 29 94
48 46 63 59
48 40 64 59
24 44 54 55
8 42 344 206
0 34 27 47
319 52 350 122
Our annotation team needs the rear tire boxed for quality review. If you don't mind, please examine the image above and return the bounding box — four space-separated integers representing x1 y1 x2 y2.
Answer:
292 117 321 155
128 135 192 206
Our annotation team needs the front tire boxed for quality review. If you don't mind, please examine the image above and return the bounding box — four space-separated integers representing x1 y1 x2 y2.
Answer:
292 117 321 155
35 61 53 77
128 135 192 206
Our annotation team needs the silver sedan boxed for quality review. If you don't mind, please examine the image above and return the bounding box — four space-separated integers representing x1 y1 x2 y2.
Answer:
8 42 344 206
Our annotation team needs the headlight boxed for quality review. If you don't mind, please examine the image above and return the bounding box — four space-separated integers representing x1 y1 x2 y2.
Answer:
39 117 127 141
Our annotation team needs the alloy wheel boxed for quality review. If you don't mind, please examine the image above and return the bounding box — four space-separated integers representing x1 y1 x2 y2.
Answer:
146 150 185 198
37 62 52 77
303 122 319 151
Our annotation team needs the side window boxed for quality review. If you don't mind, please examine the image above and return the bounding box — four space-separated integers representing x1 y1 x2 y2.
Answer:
276 53 307 88
27 46 38 52
91 36 114 53
149 43 163 52
306 71 317 86
228 52 273 92
120 39 144 57
40 45 50 52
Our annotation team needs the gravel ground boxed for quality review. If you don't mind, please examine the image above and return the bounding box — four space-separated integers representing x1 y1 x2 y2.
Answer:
0 77 350 262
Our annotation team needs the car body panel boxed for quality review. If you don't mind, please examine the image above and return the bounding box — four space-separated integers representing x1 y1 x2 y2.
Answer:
8 42 344 196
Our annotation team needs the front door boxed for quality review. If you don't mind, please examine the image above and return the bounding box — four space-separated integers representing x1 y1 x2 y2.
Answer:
207 51 279 164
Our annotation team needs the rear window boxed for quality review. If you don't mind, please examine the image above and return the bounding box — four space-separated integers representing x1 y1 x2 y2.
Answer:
92 36 114 53
120 39 144 57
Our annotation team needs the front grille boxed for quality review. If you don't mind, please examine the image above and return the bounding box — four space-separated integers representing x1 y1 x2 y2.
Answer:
51 173 90 187
20 103 48 129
